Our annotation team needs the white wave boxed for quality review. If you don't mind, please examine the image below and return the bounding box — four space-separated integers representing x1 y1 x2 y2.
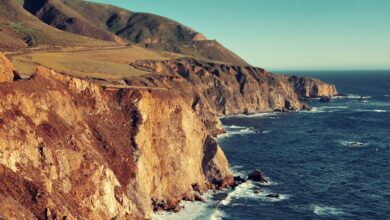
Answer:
353 109 388 113
219 180 287 207
340 141 367 147
225 125 246 129
333 94 371 99
303 105 351 114
384 95 390 97
230 165 246 177
303 107 327 113
322 106 349 109
373 109 387 113
218 127 256 139
221 182 255 206
221 112 277 119
209 209 226 220
153 191 216 220
312 204 345 216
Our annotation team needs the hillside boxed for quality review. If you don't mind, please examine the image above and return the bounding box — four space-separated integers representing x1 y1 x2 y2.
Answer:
19 0 248 65
0 0 114 50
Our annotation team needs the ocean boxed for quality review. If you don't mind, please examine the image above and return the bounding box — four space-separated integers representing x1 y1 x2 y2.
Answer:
155 71 390 220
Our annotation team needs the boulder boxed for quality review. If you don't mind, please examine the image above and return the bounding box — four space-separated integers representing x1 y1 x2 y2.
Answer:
319 96 331 103
194 194 205 202
233 176 247 187
0 52 14 82
266 193 280 198
302 103 312 111
248 169 268 183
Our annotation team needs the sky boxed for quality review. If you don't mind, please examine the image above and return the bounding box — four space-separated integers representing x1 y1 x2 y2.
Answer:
91 0 390 70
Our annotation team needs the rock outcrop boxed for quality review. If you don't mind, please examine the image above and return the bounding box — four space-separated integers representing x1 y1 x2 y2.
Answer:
0 66 232 219
289 76 338 98
0 52 14 82
129 58 337 135
0 54 338 219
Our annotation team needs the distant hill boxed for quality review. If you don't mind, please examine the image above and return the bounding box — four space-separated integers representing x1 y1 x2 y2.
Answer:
16 0 248 65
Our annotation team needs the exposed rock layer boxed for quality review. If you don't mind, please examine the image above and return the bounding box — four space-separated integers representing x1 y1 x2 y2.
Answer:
0 52 14 82
129 58 337 135
289 76 338 98
0 63 232 219
0 53 337 219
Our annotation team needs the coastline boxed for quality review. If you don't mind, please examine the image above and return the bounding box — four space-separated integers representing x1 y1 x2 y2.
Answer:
0 52 337 219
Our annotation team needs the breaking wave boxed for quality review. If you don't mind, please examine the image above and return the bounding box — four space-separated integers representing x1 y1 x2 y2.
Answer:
312 205 345 216
221 112 277 119
334 94 371 99
209 209 226 220
340 140 367 147
218 125 256 139
303 105 349 113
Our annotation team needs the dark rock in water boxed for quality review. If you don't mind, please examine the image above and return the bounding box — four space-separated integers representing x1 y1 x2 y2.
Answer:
358 96 364 102
233 176 247 187
253 190 260 194
234 176 246 183
194 194 205 202
302 103 312 111
266 193 280 198
319 96 331 103
248 170 268 183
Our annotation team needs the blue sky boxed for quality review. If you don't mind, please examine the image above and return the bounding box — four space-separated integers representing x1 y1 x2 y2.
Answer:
92 0 390 70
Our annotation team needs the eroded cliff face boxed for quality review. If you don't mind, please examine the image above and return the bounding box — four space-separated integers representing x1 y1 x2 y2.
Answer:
0 52 14 82
289 76 338 98
129 58 337 134
0 61 232 219
0 52 337 219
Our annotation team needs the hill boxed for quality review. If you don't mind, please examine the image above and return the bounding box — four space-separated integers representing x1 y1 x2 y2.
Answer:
19 0 248 65
0 0 114 50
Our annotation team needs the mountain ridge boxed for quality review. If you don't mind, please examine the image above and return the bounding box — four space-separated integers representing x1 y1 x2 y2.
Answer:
0 0 248 65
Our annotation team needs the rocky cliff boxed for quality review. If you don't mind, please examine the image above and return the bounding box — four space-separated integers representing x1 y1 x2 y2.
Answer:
0 54 232 219
0 52 14 82
128 58 337 135
0 53 337 219
289 76 338 98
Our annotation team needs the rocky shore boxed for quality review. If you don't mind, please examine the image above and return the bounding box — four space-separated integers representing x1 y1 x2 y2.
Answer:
0 53 337 219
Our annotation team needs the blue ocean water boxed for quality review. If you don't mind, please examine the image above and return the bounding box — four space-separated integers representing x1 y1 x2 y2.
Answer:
216 71 390 220
155 71 390 220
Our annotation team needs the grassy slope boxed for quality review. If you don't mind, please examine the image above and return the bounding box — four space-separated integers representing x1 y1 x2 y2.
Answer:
21 0 248 65
0 0 114 51
11 45 183 79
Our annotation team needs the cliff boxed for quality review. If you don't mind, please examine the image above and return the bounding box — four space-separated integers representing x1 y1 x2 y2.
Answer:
0 52 14 82
129 58 337 134
0 54 232 219
289 76 338 98
0 53 337 219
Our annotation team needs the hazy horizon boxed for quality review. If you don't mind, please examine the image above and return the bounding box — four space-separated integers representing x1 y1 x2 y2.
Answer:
91 0 390 70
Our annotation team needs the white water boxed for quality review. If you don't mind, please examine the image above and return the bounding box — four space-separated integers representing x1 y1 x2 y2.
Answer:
217 125 256 140
312 204 345 216
221 112 277 119
334 94 372 99
340 140 367 147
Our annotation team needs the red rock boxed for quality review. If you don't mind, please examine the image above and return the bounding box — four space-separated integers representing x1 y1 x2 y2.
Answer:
0 52 14 82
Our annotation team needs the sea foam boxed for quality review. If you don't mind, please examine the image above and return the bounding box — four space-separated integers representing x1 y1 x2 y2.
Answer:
312 204 345 216
218 126 256 139
221 112 277 119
